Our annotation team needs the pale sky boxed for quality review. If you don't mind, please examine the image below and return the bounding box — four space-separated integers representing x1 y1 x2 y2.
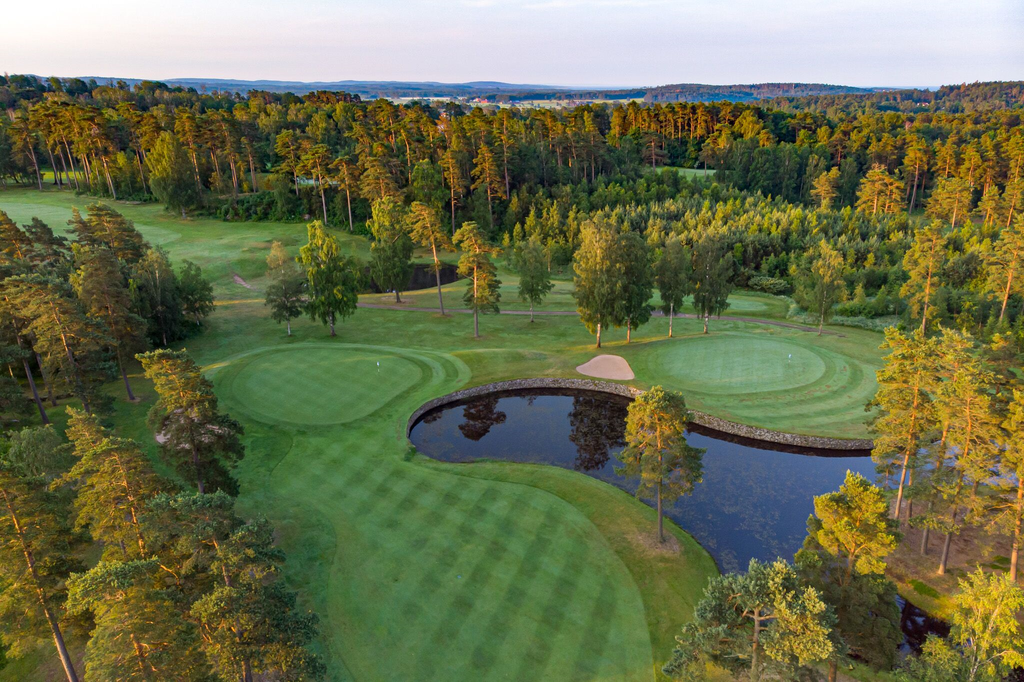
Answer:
2 0 1022 88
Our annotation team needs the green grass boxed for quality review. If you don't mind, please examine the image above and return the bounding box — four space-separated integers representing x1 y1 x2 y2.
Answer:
0 187 887 680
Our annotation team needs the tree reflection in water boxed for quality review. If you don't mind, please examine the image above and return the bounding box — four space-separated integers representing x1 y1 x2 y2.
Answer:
458 396 507 441
568 395 628 471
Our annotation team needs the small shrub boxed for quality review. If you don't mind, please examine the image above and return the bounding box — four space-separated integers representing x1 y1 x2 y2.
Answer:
748 275 790 295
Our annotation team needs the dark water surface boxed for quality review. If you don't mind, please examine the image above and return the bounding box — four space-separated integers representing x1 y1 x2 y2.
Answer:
410 388 875 573
366 263 458 294
410 388 954 654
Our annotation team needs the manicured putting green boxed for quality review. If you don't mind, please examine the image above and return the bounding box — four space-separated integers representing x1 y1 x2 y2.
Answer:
628 329 879 438
653 334 826 395
224 346 422 426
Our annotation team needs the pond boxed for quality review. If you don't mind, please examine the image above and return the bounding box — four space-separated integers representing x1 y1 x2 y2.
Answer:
409 387 951 653
365 262 458 294
410 388 874 573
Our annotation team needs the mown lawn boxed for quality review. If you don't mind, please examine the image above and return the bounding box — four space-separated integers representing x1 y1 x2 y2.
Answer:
0 187 885 680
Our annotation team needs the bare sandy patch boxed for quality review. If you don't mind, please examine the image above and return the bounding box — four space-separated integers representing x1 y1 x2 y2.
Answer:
631 529 681 556
233 274 254 290
576 354 635 380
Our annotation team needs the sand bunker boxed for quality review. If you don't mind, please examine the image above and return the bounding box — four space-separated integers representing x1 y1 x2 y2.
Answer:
575 354 635 380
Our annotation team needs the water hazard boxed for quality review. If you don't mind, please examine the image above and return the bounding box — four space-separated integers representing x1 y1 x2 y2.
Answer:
410 388 874 573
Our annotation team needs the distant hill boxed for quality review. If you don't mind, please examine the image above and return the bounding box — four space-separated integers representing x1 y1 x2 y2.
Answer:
71 76 887 104
87 77 573 98
640 82 879 103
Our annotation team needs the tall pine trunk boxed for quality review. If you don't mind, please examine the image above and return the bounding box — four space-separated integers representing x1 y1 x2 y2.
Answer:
1 488 80 682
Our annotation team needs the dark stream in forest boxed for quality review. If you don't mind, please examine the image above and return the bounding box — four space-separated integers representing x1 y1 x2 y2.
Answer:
409 387 949 652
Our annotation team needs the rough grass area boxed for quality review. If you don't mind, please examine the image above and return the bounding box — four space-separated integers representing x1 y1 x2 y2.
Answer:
0 188 886 680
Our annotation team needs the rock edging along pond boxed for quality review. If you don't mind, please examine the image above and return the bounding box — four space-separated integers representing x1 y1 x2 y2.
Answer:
407 378 874 451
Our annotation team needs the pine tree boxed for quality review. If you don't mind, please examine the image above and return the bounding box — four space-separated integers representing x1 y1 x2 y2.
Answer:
190 516 325 680
59 409 166 560
987 216 1023 323
655 236 692 338
989 390 1024 583
810 168 840 210
66 559 208 680
68 203 148 264
298 221 361 336
454 222 501 338
0 210 33 266
901 221 948 334
617 386 703 543
73 245 148 401
797 472 901 681
0 460 81 682
1 276 112 414
934 350 1001 575
137 349 244 495
471 144 504 231
408 202 454 315
927 177 974 229
871 328 938 521
145 492 324 680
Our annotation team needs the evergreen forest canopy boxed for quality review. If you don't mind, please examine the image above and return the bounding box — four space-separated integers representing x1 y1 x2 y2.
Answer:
1 75 1022 335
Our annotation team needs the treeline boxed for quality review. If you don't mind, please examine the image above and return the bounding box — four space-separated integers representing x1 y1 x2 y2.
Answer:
0 350 323 680
0 204 212 422
1 76 1022 238
764 81 1024 115
663 471 1024 682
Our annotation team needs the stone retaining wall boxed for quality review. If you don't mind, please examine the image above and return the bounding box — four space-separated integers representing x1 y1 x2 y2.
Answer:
406 378 874 451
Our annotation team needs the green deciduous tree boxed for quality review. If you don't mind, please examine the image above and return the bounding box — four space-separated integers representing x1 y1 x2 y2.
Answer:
298 221 361 336
617 231 653 343
655 236 692 338
690 237 734 334
617 386 703 543
137 349 244 495
512 238 553 322
129 246 187 347
454 222 501 338
147 131 202 217
796 240 846 335
177 260 214 327
906 571 1024 682
573 219 622 348
368 198 413 303
665 559 835 682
